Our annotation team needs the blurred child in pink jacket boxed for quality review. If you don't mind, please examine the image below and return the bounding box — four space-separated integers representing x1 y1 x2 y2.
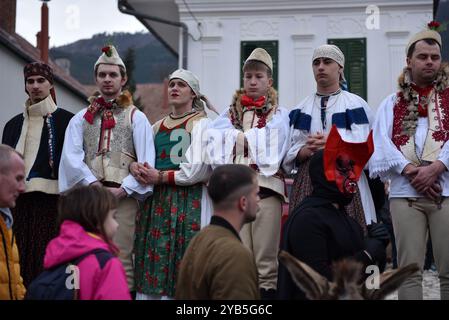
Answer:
43 185 131 300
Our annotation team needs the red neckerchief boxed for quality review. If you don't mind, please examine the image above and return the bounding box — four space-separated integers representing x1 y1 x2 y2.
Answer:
240 95 266 109
83 96 116 129
411 84 434 117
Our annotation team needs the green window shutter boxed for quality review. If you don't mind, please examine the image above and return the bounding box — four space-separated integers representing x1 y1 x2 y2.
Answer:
240 41 278 91
328 38 367 100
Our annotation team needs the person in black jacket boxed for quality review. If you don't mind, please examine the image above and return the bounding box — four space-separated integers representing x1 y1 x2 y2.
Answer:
1 62 74 287
277 126 389 299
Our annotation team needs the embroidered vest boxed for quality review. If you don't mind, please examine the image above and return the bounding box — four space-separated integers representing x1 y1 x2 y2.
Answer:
392 88 449 165
83 105 137 184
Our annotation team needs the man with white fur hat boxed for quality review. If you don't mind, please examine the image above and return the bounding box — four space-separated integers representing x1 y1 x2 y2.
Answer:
283 44 377 234
59 45 155 294
208 48 290 299
370 21 449 299
128 68 217 299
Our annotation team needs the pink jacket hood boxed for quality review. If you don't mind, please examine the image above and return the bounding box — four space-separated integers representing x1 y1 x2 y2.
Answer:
43 220 130 300
44 220 111 268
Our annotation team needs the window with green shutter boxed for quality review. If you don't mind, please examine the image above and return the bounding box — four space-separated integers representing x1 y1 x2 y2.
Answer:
240 41 278 90
328 38 367 100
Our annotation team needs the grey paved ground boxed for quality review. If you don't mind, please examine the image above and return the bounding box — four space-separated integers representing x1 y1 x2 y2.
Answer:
385 269 440 300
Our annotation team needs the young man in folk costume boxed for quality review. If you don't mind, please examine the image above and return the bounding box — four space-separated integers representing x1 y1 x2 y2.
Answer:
59 45 155 293
283 44 377 234
370 22 449 300
208 48 290 299
129 69 217 299
2 62 74 286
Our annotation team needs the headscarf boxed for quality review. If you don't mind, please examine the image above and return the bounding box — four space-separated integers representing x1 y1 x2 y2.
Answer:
312 44 347 90
169 68 218 114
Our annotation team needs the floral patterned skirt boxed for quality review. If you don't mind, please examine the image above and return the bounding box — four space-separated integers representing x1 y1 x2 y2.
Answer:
134 183 202 297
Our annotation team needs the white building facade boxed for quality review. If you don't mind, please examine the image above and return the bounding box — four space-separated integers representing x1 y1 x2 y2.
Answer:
174 0 432 112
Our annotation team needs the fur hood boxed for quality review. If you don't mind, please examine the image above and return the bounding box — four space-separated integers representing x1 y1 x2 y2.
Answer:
396 62 449 138
398 62 449 98
229 87 278 130
87 90 133 108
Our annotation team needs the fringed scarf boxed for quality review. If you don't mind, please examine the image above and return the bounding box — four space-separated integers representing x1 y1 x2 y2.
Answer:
83 90 133 129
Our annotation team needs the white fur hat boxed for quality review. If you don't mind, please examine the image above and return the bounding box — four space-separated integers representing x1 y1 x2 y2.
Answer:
406 29 442 55
244 48 273 71
94 45 126 72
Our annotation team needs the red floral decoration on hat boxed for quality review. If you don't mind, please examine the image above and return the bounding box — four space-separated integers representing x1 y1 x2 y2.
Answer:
427 21 441 31
102 45 113 57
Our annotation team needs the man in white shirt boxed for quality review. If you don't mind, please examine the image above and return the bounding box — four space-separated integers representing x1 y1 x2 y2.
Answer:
370 22 449 300
59 45 155 293
283 44 377 232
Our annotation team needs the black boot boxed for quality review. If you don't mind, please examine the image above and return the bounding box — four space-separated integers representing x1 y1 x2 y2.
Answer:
260 288 276 300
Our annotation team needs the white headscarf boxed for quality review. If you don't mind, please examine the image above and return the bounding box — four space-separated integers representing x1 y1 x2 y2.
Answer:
169 69 218 114
312 44 346 86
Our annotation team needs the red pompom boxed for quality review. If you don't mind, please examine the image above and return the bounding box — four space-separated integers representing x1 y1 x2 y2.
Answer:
428 21 441 30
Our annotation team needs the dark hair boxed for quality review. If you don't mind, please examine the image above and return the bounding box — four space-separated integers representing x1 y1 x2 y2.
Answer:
207 164 257 208
243 60 272 78
407 38 441 58
58 185 118 253
94 64 127 79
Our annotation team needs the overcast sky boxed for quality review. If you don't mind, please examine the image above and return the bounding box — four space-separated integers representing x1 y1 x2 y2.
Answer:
16 0 147 47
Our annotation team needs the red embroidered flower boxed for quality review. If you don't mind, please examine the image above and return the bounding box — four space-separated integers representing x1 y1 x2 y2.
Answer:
102 45 112 57
171 206 178 214
177 236 185 246
428 21 441 30
178 213 186 222
160 149 167 159
145 272 152 284
192 200 200 209
431 88 449 143
153 276 158 287
163 266 169 275
392 94 411 148
165 241 171 252
153 253 160 263
433 131 447 142
155 206 164 215
256 113 268 128
191 222 200 231
151 228 161 239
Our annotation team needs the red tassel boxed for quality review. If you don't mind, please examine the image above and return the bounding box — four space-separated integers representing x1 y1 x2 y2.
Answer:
83 111 94 124
102 118 116 129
